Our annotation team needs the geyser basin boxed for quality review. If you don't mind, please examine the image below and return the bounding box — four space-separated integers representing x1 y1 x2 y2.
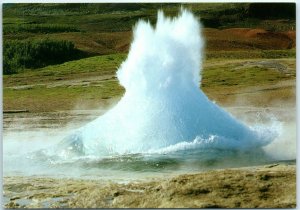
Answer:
57 10 277 157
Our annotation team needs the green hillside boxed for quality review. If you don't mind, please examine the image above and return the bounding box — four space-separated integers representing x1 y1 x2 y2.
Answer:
2 3 296 112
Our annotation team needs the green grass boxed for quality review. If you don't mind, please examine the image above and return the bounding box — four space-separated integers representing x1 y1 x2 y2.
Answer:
4 81 123 100
2 3 296 111
3 55 296 111
200 58 296 106
4 80 124 111
32 53 126 76
4 24 81 34
4 53 127 86
4 3 295 33
202 61 295 88
205 49 296 60
3 17 32 24
3 3 295 72
4 50 295 87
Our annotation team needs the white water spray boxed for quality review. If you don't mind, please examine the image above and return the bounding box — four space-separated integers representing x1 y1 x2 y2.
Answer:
58 10 277 157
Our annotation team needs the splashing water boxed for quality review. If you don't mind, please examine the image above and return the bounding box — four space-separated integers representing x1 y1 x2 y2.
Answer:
4 10 283 179
56 10 277 157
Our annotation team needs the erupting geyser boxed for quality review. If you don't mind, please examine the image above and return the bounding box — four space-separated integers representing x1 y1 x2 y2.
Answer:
59 10 277 157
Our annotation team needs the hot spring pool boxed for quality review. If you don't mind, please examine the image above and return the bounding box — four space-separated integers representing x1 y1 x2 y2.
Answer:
3 106 296 181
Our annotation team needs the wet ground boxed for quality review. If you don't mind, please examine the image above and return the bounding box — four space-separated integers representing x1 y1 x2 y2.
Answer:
4 163 296 208
3 105 296 208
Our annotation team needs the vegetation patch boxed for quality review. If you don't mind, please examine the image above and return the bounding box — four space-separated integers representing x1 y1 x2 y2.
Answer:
3 39 84 74
2 3 296 112
4 24 81 35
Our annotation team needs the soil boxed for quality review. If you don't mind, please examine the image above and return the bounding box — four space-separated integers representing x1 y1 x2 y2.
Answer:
205 28 295 51
3 163 296 208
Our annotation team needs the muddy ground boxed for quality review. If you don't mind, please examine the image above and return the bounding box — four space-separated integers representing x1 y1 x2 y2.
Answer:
4 163 296 208
3 103 296 208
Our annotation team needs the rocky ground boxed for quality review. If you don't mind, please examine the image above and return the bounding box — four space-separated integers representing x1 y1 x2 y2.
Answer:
4 163 296 208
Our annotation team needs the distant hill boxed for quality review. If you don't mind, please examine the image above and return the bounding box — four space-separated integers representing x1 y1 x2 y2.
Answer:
3 3 295 28
3 3 296 74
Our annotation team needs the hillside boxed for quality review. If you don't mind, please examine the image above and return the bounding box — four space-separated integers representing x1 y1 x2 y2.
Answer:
2 3 296 112
3 3 296 56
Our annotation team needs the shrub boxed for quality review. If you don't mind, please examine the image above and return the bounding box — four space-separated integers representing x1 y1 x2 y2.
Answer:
3 39 82 74
248 3 296 19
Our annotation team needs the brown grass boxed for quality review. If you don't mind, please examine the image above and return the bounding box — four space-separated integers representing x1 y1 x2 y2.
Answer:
205 28 295 51
4 164 296 208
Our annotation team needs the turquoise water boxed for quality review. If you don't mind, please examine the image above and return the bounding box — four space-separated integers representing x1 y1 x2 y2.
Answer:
3 106 295 181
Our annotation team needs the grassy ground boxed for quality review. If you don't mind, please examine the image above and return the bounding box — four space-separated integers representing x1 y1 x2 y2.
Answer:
4 164 296 208
3 3 295 55
3 55 295 112
3 3 296 112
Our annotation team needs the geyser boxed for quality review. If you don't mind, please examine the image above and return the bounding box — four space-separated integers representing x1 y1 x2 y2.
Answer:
59 10 277 157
